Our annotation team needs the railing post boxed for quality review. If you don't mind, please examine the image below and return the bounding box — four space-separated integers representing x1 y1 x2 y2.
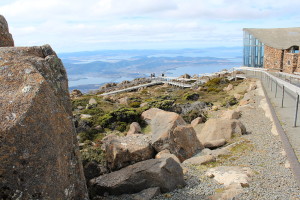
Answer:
275 81 278 98
271 78 273 91
282 85 285 108
294 94 299 127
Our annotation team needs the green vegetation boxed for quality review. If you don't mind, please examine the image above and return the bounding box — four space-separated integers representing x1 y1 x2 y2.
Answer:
182 92 200 101
97 107 145 131
80 145 106 164
221 96 238 107
182 109 207 123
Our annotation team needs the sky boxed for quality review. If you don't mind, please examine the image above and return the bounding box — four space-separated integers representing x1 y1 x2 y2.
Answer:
0 0 300 53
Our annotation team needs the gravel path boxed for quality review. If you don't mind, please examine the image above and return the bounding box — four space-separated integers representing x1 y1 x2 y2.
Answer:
152 80 300 200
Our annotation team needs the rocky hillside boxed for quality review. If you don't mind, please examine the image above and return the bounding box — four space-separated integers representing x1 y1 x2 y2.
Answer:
73 73 300 199
0 16 88 199
71 74 254 199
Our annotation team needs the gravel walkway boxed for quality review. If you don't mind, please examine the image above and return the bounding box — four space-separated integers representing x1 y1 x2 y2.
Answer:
152 80 300 200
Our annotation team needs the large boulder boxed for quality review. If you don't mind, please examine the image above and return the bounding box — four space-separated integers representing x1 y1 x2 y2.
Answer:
142 108 203 162
0 45 88 199
103 134 155 171
197 118 246 148
0 15 14 47
89 157 185 196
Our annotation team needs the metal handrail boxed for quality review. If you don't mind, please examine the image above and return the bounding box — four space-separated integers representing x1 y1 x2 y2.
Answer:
235 66 300 127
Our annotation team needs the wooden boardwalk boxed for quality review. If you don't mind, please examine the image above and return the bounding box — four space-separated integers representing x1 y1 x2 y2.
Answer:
99 79 193 96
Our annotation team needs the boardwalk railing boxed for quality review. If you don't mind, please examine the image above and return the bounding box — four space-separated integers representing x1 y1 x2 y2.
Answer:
235 67 300 127
100 77 194 96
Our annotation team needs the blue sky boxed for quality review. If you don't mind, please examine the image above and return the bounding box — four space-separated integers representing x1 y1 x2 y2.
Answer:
0 0 299 53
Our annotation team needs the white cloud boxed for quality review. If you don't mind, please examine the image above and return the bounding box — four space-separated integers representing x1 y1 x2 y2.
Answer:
0 0 299 52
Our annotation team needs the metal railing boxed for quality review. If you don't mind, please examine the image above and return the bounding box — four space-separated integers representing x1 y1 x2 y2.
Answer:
235 67 300 127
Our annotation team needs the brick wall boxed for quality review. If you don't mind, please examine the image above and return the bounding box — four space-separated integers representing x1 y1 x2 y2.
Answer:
263 45 300 73
282 51 298 73
263 45 283 71
296 59 300 73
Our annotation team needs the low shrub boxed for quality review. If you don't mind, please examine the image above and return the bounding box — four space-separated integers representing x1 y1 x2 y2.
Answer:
182 110 207 123
148 99 175 111
221 96 238 107
80 146 106 164
78 129 101 143
129 101 141 108
207 87 221 93
183 93 200 101
97 107 144 131
72 97 89 110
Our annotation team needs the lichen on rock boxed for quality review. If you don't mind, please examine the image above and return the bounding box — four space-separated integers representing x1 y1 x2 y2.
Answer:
0 45 88 199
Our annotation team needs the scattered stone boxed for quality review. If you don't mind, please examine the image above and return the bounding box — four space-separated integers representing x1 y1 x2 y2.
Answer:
89 98 97 105
221 109 241 120
183 155 216 165
239 99 250 106
234 93 243 100
127 122 142 135
191 117 203 127
103 134 154 171
155 149 180 163
89 157 186 196
70 89 83 98
212 105 219 111
0 45 88 199
118 97 129 105
197 118 246 148
80 114 93 119
284 161 291 168
223 84 233 91
0 15 14 47
140 102 148 107
247 83 257 92
77 105 85 110
206 166 254 187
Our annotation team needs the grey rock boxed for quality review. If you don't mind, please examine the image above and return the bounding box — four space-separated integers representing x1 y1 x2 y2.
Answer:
89 157 186 196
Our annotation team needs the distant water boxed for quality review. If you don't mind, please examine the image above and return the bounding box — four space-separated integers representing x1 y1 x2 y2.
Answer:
62 48 242 92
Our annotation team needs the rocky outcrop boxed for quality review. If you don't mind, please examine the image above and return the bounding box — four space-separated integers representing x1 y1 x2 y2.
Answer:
0 45 88 199
0 15 14 47
103 134 154 171
89 157 185 196
142 108 203 162
197 118 246 148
